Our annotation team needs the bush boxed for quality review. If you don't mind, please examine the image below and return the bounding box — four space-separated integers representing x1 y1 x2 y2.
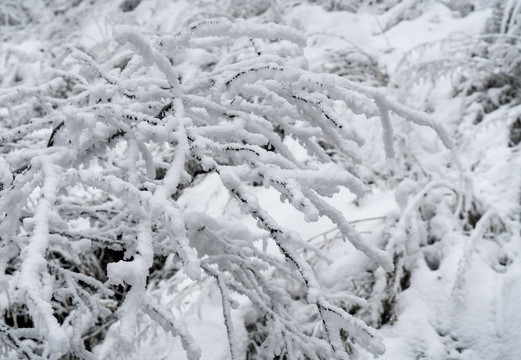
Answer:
0 13 452 360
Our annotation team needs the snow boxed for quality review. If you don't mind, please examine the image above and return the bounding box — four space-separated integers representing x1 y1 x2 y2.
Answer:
2 0 520 359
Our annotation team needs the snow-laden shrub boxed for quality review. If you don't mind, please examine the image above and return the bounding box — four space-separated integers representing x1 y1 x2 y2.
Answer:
228 0 272 18
308 0 360 12
391 29 521 119
0 17 452 359
309 34 389 87
308 0 402 13
0 1 31 27
376 0 429 32
485 0 521 36
392 0 521 114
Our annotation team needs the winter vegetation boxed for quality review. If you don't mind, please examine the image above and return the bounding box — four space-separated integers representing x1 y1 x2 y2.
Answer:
0 0 520 359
